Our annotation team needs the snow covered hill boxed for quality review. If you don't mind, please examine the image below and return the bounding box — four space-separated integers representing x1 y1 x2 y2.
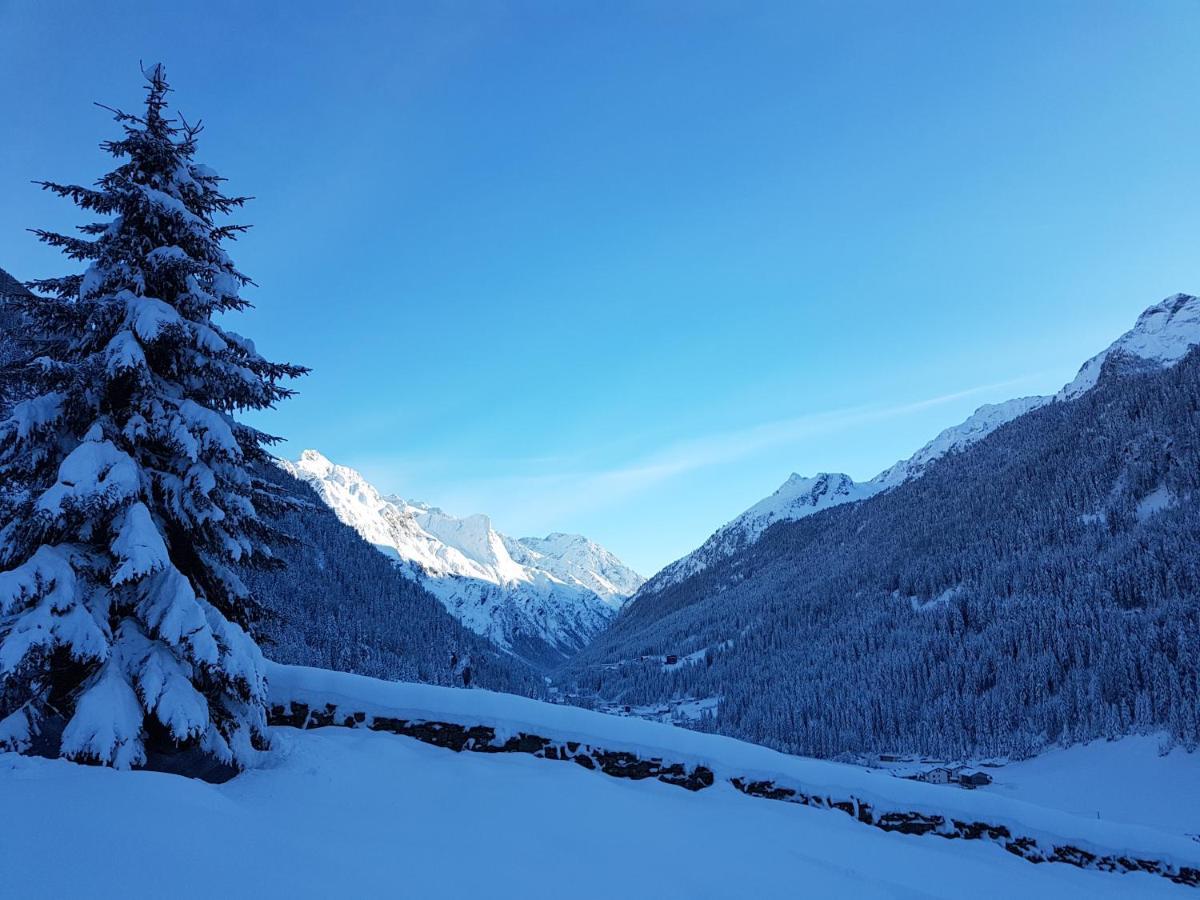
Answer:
639 293 1200 597
278 451 643 664
4 663 1193 899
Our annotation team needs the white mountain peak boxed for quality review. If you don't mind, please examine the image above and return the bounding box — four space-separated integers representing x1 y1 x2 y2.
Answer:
504 531 645 604
735 472 864 542
1058 293 1200 401
278 451 644 660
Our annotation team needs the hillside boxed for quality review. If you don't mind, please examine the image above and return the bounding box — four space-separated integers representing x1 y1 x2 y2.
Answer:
280 450 643 666
244 465 544 697
564 302 1200 760
636 294 1200 600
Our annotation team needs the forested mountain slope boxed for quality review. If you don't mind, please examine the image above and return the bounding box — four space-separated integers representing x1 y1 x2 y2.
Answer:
0 267 31 406
637 293 1200 599
565 339 1200 760
243 465 544 697
280 450 642 667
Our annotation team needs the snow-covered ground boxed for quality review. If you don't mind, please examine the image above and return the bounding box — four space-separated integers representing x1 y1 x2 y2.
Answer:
977 735 1200 837
259 665 1199 869
865 733 1200 842
4 664 1198 897
1 727 1188 900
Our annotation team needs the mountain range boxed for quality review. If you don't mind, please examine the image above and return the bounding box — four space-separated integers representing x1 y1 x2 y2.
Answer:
9 255 1200 763
279 450 644 667
565 293 1200 760
241 462 545 697
636 293 1200 603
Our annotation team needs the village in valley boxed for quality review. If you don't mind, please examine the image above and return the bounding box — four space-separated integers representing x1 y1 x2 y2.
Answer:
903 763 995 789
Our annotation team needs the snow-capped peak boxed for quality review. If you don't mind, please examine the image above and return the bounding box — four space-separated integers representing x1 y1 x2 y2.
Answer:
843 290 1200 496
638 293 1200 596
278 451 643 660
1058 293 1200 401
297 447 333 469
735 472 866 543
503 532 645 607
632 471 876 592
283 449 397 550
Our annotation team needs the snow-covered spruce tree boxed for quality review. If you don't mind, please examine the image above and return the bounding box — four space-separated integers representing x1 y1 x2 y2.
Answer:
0 65 306 772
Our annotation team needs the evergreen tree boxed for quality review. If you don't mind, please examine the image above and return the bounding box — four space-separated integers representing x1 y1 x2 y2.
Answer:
0 64 306 771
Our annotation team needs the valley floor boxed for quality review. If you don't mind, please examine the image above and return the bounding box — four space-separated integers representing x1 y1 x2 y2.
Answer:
1 726 1190 900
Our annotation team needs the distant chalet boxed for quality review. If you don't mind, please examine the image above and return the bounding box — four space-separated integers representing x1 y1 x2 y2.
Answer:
915 766 993 789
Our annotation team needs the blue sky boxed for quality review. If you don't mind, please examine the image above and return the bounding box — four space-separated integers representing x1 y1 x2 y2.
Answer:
2 1 1198 575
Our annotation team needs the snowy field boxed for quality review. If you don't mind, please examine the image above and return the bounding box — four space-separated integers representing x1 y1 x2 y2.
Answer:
263 665 1200 867
3 664 1198 898
874 734 1200 838
1 726 1189 900
978 735 1200 837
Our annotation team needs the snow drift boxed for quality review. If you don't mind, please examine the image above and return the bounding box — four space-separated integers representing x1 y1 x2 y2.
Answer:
266 663 1200 890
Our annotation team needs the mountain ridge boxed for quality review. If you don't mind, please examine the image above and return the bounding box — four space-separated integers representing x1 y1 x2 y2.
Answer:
278 450 644 666
567 297 1200 760
636 293 1200 599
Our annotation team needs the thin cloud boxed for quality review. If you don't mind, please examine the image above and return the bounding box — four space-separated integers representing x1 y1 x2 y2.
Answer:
397 372 1045 527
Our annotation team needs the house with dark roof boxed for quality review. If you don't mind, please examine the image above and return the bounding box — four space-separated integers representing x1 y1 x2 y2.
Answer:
959 771 993 788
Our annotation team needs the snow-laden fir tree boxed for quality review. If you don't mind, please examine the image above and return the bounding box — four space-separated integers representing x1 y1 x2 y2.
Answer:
0 65 306 771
